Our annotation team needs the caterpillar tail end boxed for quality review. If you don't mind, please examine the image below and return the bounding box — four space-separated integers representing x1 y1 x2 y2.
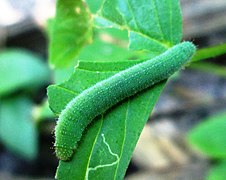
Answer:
55 146 74 161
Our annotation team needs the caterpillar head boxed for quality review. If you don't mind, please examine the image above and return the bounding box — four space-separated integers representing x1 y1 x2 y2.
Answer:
55 146 74 161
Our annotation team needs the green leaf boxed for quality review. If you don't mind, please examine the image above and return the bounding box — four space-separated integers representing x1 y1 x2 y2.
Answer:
49 0 93 68
79 38 146 61
189 62 226 78
187 112 226 158
207 161 226 180
77 28 155 62
0 49 50 97
48 61 165 179
0 96 38 160
99 0 182 52
99 28 129 41
53 28 142 84
86 0 103 13
48 0 183 179
80 39 131 61
191 43 226 62
53 66 75 84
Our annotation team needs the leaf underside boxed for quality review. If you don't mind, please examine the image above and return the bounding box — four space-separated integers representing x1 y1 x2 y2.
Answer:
48 61 166 179
99 0 181 52
48 0 182 179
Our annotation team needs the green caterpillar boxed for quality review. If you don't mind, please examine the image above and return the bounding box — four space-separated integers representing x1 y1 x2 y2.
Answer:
55 41 196 161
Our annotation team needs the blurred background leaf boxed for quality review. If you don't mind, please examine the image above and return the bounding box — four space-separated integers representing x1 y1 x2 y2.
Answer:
207 161 226 180
187 112 226 159
0 96 38 160
191 43 226 62
0 49 50 97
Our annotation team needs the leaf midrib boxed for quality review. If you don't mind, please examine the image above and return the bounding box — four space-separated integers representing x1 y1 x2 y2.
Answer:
113 99 131 180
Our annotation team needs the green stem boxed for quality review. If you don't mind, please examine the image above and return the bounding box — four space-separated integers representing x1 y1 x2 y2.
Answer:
191 43 226 62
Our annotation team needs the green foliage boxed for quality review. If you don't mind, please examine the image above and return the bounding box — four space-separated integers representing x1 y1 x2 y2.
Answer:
190 62 226 78
46 0 226 178
207 161 226 180
0 50 49 96
53 42 195 162
191 43 226 62
49 0 93 68
86 0 103 13
187 41 226 180
52 27 140 84
188 112 226 180
48 0 185 179
0 96 38 160
0 49 50 160
49 61 166 179
188 112 226 158
188 43 226 81
79 38 133 61
99 0 182 53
